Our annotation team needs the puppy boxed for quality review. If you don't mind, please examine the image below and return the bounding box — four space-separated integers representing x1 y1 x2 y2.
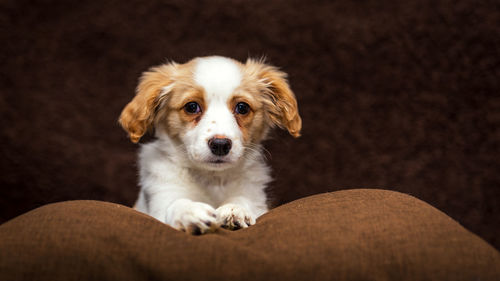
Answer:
119 56 301 234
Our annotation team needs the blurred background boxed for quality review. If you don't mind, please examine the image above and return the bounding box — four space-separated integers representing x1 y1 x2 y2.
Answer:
1 0 499 249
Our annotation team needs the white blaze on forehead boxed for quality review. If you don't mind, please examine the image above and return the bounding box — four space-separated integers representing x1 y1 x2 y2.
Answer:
194 56 242 98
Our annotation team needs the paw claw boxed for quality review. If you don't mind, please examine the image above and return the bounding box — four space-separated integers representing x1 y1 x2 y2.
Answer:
190 225 202 235
216 204 256 231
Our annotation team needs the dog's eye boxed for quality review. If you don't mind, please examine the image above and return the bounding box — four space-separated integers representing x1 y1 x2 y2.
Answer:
235 102 250 115
184 102 201 114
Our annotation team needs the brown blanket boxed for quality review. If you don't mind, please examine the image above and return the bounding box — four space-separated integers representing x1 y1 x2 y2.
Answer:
1 189 499 281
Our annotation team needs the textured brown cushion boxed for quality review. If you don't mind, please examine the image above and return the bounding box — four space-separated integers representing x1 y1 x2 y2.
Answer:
1 189 499 281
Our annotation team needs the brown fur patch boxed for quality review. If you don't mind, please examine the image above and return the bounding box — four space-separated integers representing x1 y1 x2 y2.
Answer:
176 88 205 126
155 63 204 140
119 63 177 143
242 59 302 138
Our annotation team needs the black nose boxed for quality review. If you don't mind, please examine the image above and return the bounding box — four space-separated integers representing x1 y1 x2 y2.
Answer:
208 137 232 156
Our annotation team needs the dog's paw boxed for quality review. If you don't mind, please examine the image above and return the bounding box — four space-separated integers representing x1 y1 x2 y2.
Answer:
215 204 256 230
166 199 218 235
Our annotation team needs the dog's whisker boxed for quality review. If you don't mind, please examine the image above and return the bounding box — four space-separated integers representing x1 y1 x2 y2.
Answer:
244 143 271 161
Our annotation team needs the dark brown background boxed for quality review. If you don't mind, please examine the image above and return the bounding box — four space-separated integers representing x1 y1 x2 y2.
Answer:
1 0 499 249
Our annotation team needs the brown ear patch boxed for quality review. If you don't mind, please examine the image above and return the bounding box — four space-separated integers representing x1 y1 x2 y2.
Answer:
119 64 175 143
245 59 302 138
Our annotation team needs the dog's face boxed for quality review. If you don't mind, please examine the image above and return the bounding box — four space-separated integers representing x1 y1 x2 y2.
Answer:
119 56 301 170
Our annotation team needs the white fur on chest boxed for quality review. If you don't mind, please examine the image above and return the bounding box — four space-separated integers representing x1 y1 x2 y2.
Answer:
136 138 270 218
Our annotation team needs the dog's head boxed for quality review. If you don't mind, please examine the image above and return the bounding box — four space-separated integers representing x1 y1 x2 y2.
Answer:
119 56 301 170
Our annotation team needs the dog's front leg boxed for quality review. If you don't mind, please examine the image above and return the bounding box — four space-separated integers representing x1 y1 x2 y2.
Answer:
215 196 266 230
147 190 217 235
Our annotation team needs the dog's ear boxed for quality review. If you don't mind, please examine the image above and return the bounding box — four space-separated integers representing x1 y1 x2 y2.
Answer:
119 64 175 143
247 59 302 137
